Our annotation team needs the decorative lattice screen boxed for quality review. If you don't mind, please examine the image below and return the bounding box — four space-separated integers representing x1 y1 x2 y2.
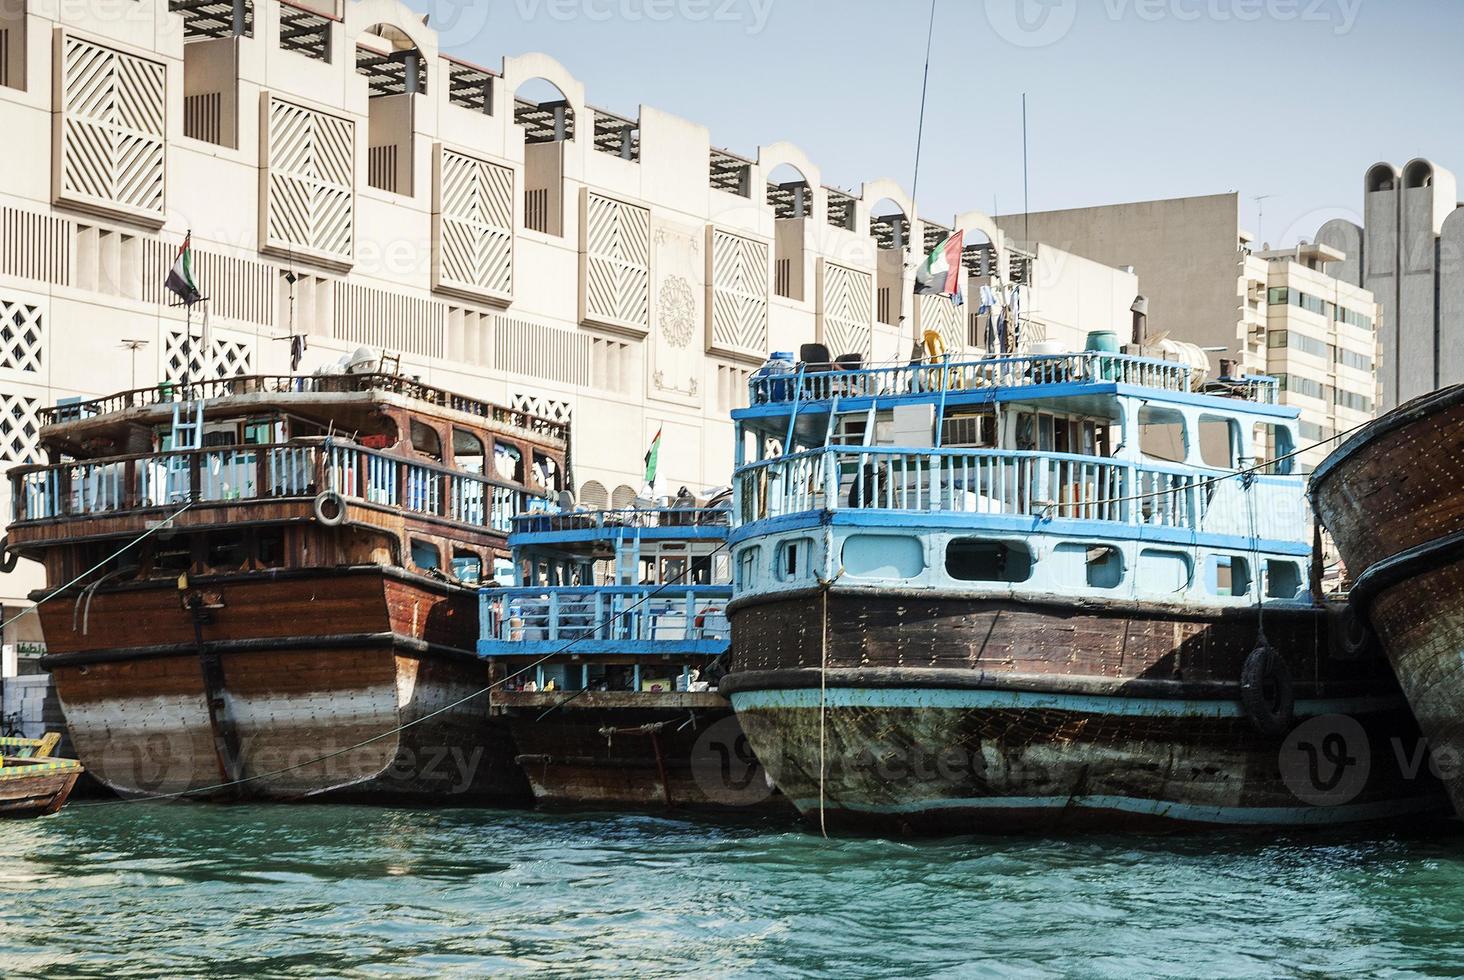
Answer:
57 35 167 223
0 297 44 373
164 330 253 384
818 262 873 359
0 392 41 464
435 148 514 303
581 192 649 331
707 228 769 356
262 96 354 265
510 392 572 425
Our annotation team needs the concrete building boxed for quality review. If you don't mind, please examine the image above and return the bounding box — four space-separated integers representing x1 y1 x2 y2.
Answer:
994 193 1380 471
1317 159 1464 411
0 0 1138 656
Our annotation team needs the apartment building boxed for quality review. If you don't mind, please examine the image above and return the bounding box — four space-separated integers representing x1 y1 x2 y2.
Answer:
0 0 1139 650
1317 158 1464 411
994 194 1380 470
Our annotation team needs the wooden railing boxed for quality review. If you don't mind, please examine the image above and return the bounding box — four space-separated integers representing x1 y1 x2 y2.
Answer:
40 373 569 442
478 586 732 652
735 446 1306 542
12 440 544 535
747 353 1279 406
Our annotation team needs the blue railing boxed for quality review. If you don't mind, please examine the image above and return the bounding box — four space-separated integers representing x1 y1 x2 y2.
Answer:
735 446 1307 543
478 585 733 655
748 352 1279 406
510 507 731 537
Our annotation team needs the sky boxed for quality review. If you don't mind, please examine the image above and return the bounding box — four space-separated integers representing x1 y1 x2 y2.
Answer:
434 0 1464 246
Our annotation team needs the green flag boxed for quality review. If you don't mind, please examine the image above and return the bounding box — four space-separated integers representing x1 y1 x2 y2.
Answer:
644 427 662 485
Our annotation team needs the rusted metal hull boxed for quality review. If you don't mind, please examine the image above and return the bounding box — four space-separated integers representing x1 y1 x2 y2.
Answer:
725 590 1444 834
40 567 529 804
1312 383 1464 816
494 692 784 811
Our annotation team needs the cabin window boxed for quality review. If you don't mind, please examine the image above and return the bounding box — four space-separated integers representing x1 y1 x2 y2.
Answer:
1054 543 1124 589
1251 422 1297 475
256 529 286 568
410 538 442 572
946 540 1032 583
244 420 275 445
152 538 194 575
940 412 997 449
206 533 248 571
842 534 925 579
1136 549 1191 593
1266 560 1302 599
533 452 562 491
452 550 482 585
1198 415 1240 469
411 421 442 462
493 558 515 586
661 556 689 585
453 429 485 474
736 547 760 589
1139 407 1187 463
494 442 524 483
1211 555 1252 597
777 538 812 582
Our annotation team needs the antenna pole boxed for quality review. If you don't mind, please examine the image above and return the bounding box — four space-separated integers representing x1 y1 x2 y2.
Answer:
1022 93 1030 246
910 0 939 206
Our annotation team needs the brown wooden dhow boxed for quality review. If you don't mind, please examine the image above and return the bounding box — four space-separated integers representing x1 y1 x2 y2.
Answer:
0 734 84 817
6 371 567 802
1311 383 1464 815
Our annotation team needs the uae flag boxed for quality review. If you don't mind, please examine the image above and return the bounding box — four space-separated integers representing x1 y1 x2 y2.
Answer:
914 229 965 305
644 426 663 486
165 232 202 306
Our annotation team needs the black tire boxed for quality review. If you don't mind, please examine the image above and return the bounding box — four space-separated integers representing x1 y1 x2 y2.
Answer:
1241 640 1294 736
0 536 16 574
1328 603 1376 661
313 490 347 527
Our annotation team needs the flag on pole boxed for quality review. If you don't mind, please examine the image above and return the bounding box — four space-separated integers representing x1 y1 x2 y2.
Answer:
165 232 202 306
644 427 662 487
913 230 965 305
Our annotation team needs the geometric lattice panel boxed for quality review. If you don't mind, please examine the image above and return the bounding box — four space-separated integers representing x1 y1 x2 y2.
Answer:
55 35 167 224
164 330 253 385
434 147 514 303
818 261 873 360
261 95 354 266
918 292 965 355
707 228 769 356
511 392 572 425
0 297 44 373
0 392 41 464
580 192 649 332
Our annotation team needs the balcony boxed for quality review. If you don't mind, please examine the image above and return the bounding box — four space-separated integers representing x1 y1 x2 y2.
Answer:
478 586 732 656
747 353 1279 407
735 446 1307 543
11 441 538 535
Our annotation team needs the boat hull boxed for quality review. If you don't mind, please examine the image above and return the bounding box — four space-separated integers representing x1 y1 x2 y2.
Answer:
1311 384 1464 816
40 567 529 804
495 692 782 810
0 762 83 817
725 590 1444 833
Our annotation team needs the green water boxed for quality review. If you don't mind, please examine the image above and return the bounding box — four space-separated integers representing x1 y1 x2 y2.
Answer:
3 805 1464 978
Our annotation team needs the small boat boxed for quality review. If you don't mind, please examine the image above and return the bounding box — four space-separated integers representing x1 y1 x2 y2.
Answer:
4 362 567 803
0 733 84 817
1310 383 1464 814
721 347 1444 833
479 502 781 809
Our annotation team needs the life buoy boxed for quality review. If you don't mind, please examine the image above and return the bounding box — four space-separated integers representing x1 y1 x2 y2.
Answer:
1241 640 1294 736
313 490 347 527
1328 603 1377 661
0 536 16 574
694 607 723 631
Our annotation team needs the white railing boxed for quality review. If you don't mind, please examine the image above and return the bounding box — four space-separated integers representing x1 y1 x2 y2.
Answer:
736 447 1306 540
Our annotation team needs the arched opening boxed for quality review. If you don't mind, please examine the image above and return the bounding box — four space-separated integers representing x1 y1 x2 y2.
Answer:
578 479 609 509
1365 163 1396 193
410 420 442 461
767 163 809 300
1403 160 1434 189
611 484 638 509
870 198 907 326
356 24 424 196
516 78 572 235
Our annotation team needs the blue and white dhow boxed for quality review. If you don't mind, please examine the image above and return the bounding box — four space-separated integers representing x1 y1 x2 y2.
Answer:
721 344 1442 833
479 502 777 809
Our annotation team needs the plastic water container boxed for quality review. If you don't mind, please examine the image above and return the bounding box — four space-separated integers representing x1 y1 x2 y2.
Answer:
1085 330 1120 353
754 352 797 402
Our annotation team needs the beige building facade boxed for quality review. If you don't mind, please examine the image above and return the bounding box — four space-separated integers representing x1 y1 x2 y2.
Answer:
995 194 1380 471
0 0 1138 648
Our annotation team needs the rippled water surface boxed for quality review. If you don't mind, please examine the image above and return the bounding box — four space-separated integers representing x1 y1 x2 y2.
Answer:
4 803 1464 977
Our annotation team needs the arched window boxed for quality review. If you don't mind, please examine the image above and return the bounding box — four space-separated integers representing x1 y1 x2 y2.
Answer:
452 428 485 474
410 420 442 461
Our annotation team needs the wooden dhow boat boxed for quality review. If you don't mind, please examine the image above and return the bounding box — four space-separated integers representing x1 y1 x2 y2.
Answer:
1310 383 1464 815
5 368 567 803
0 733 83 817
721 347 1444 833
